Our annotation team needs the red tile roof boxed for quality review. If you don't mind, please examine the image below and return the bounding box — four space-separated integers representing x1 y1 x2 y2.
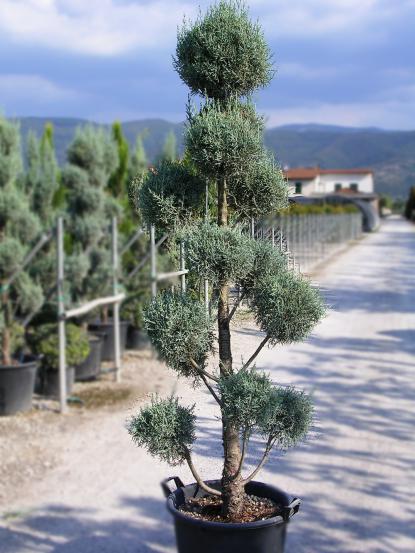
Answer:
285 167 373 179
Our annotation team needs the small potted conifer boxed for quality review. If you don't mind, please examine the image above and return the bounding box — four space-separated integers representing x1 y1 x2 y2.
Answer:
30 323 90 397
127 2 325 552
0 116 44 416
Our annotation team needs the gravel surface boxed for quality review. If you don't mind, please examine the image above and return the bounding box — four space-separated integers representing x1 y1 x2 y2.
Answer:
1 217 414 553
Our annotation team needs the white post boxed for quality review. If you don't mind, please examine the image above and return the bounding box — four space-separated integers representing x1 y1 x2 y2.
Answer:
112 218 121 383
57 217 68 414
204 181 209 313
180 242 186 294
150 225 157 298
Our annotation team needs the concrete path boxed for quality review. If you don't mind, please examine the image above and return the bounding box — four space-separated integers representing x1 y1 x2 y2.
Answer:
1 217 414 553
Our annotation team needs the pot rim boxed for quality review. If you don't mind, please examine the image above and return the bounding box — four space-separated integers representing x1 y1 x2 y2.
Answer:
166 479 294 531
0 355 38 370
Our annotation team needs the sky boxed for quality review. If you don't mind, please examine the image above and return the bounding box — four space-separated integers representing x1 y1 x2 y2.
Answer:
0 0 414 130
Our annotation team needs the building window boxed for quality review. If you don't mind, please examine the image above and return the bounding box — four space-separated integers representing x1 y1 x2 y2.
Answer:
350 183 359 192
335 183 342 191
295 182 302 194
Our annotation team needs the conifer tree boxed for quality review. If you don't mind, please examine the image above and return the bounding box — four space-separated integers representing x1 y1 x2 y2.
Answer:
159 129 177 163
0 116 43 364
128 1 325 521
108 121 129 198
62 126 120 308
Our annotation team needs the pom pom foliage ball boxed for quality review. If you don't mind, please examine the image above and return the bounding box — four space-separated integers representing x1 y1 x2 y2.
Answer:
178 221 255 284
144 291 214 379
251 272 326 345
137 160 205 232
174 0 273 100
127 396 196 466
128 1 326 521
186 99 264 181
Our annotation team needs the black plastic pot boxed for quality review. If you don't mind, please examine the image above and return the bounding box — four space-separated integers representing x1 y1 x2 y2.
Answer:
37 366 75 397
88 320 128 361
75 334 103 381
161 477 301 553
126 326 150 350
0 356 38 416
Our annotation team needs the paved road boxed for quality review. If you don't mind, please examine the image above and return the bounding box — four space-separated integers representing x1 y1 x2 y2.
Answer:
1 217 414 553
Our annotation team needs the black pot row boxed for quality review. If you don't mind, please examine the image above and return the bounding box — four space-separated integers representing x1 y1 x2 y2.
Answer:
0 323 150 416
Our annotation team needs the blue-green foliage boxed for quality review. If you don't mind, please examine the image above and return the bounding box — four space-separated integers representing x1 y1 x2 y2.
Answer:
186 99 264 181
241 239 288 292
179 221 255 284
137 160 205 232
31 323 90 369
0 116 43 361
251 271 326 345
175 0 272 100
62 126 118 304
219 369 313 448
127 396 196 465
144 291 214 379
258 386 313 448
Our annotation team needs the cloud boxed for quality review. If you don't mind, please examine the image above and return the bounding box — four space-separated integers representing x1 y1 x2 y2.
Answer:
0 0 197 56
262 94 415 131
250 0 404 37
0 74 80 101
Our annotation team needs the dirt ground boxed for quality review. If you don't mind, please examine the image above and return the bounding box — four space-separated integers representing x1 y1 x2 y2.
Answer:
0 349 175 511
0 218 414 553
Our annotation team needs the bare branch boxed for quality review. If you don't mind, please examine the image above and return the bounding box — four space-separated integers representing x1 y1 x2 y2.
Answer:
189 357 219 383
228 290 246 322
240 334 270 372
200 373 222 406
184 449 222 497
242 438 276 484
236 428 249 477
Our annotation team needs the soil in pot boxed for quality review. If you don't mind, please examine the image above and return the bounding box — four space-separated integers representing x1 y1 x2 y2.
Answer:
38 366 75 398
0 357 38 416
75 334 103 381
126 327 150 350
88 320 128 361
179 494 280 523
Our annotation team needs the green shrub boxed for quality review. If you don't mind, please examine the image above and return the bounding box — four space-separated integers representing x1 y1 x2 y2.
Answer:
31 323 90 369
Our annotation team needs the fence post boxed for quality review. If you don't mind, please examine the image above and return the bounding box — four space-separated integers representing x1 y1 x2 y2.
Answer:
150 225 157 298
180 241 186 294
57 217 68 414
112 217 121 383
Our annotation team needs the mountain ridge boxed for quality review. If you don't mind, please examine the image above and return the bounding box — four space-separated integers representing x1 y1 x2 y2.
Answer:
13 117 415 198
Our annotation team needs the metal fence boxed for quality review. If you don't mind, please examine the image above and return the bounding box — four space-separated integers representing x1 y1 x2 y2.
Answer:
254 212 363 272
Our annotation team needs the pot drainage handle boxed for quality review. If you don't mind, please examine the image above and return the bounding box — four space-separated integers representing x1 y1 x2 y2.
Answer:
281 498 301 522
161 476 185 498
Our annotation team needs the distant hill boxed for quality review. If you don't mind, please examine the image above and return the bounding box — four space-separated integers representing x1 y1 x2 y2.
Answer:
13 117 415 198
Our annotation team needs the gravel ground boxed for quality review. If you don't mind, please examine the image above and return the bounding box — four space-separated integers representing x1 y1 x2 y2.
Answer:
0 217 414 553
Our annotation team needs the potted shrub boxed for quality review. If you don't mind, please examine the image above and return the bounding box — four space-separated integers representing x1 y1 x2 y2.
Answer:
0 116 44 416
127 3 326 552
30 323 90 397
122 291 150 350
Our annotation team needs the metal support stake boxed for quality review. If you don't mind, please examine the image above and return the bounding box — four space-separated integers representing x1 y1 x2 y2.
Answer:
150 225 157 298
57 217 68 414
112 217 121 383
180 242 186 294
204 181 209 313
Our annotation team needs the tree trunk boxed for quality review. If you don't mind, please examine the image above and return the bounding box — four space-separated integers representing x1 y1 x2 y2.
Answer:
1 287 12 366
217 178 244 520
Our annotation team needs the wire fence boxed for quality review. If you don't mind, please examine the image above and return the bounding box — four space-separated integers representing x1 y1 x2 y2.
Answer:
254 212 363 272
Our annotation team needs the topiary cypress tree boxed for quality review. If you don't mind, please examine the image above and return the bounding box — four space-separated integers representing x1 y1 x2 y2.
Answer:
0 116 43 365
62 126 120 310
128 0 325 521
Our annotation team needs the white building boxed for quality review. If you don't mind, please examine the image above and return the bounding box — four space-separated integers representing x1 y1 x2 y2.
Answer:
284 167 374 197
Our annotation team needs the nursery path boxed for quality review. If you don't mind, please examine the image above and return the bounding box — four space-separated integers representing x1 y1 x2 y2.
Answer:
1 216 415 553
